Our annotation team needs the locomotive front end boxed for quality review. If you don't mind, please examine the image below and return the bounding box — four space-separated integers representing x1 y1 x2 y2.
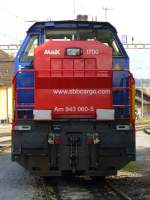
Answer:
12 21 135 177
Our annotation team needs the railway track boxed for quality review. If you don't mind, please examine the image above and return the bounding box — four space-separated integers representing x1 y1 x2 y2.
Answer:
0 144 11 152
136 121 150 131
106 180 132 200
34 177 132 200
0 136 11 153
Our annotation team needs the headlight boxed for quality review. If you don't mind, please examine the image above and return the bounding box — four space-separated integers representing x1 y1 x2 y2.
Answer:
66 48 82 56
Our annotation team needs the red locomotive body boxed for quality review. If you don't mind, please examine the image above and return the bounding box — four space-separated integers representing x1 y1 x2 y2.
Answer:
34 40 113 120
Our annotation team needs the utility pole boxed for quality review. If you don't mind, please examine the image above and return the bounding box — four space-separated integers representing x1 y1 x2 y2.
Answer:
73 0 76 20
102 7 112 21
141 80 144 120
136 80 146 120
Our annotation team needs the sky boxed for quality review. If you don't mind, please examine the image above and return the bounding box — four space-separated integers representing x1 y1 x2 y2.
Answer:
0 0 150 78
0 0 150 44
128 49 150 79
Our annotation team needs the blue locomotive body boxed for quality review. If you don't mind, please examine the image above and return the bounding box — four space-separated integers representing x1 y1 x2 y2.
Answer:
15 21 130 119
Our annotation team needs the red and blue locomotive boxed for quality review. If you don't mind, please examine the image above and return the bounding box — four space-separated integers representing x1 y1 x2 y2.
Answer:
12 20 135 176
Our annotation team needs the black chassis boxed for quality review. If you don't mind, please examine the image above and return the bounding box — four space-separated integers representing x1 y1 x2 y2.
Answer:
12 119 135 176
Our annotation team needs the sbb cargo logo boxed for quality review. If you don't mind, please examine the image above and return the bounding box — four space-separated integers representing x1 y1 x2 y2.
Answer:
52 89 111 95
40 89 112 114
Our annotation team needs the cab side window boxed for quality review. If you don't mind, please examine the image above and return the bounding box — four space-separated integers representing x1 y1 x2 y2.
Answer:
20 35 38 62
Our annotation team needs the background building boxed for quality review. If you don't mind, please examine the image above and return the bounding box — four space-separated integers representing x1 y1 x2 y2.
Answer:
0 50 14 123
135 88 150 120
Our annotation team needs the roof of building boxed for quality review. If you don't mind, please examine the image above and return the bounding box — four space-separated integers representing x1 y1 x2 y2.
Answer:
0 49 14 86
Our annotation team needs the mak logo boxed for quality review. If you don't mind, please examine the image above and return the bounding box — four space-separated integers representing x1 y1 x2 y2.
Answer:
44 49 60 55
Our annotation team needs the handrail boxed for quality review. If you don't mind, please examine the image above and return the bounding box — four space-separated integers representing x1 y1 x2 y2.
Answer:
12 69 34 82
13 69 133 78
12 69 134 125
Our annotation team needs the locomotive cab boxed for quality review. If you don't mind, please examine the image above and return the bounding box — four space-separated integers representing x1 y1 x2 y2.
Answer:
12 21 135 177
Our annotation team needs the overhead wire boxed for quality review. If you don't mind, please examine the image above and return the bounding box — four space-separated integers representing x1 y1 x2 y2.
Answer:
0 32 19 42
0 2 25 23
0 2 26 43
74 0 98 21
75 0 88 15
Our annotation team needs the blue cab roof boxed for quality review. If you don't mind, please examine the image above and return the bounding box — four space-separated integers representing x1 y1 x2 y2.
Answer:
27 20 117 33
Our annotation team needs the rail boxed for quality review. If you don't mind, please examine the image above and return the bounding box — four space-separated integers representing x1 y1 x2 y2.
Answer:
0 136 11 153
0 145 11 153
136 122 150 131
106 180 132 200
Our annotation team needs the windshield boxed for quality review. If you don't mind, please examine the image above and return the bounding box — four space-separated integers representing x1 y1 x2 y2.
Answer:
20 35 38 62
45 29 122 56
